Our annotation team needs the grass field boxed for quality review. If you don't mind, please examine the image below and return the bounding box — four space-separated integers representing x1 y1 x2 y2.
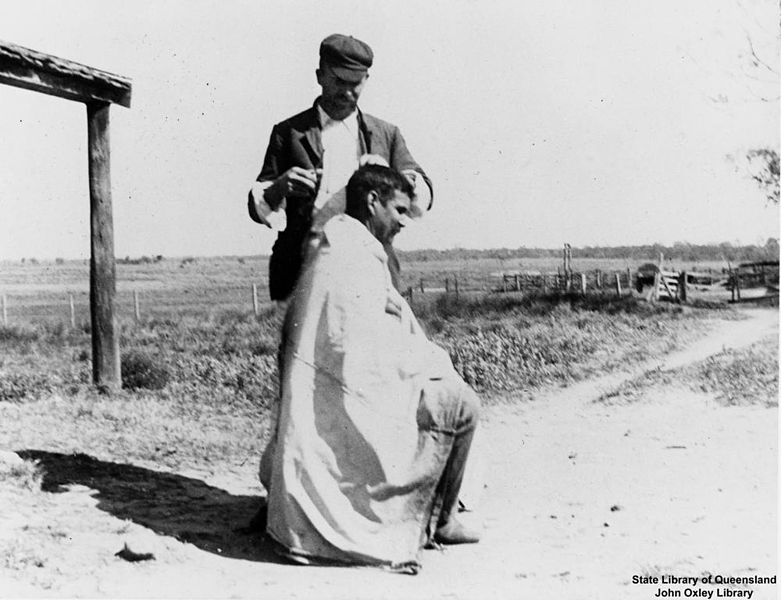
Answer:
0 252 756 475
0 253 772 472
0 254 736 325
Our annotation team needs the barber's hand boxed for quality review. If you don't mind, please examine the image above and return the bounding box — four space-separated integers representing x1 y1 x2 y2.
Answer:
401 169 420 191
359 154 390 167
265 167 320 206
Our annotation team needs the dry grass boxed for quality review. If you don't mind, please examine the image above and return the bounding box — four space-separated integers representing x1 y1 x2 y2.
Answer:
595 335 779 407
0 252 754 476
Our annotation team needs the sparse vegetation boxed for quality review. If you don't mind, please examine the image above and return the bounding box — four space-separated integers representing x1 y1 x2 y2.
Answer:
414 293 722 398
1 458 44 492
0 255 770 478
120 350 170 391
596 335 778 407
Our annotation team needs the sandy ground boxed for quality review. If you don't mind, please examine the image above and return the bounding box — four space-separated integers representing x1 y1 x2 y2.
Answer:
1 308 777 600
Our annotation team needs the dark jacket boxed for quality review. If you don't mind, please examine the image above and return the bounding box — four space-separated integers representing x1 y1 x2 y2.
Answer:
249 101 432 300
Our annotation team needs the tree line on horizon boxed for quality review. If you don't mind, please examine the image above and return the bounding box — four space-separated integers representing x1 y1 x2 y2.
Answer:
397 239 780 264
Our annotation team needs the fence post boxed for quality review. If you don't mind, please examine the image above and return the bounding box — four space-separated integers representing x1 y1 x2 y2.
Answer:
626 267 631 291
650 269 660 303
408 286 414 303
445 277 450 295
419 278 425 294
454 276 459 299
252 283 259 316
678 271 687 303
502 274 507 293
515 274 520 292
542 275 548 294
581 273 587 295
1 294 6 325
615 273 622 296
70 294 76 328
133 290 140 322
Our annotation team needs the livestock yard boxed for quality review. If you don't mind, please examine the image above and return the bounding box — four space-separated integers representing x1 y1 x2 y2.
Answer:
0 253 778 599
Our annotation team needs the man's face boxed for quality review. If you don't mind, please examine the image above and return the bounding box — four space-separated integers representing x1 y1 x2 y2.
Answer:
369 189 411 245
316 65 368 119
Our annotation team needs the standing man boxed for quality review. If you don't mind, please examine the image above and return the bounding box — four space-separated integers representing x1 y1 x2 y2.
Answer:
248 33 433 301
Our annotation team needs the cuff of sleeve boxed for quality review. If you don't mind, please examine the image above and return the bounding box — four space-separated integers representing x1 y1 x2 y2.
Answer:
251 181 287 231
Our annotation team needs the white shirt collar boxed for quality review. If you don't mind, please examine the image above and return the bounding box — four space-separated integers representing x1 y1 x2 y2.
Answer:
316 103 359 134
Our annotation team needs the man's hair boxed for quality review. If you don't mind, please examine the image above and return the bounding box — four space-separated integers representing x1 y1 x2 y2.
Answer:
345 165 414 217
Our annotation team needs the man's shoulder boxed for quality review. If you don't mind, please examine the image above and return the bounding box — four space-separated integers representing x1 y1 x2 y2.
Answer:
273 105 318 132
360 111 401 136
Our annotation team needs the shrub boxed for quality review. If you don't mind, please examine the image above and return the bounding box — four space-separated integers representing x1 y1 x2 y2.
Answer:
121 350 170 390
0 371 54 401
1 457 44 491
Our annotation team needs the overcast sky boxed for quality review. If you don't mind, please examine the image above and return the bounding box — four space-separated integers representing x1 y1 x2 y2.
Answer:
0 0 778 259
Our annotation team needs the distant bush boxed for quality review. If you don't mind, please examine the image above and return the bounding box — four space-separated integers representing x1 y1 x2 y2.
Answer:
0 324 41 344
121 350 169 390
0 371 54 402
118 255 163 265
55 258 65 265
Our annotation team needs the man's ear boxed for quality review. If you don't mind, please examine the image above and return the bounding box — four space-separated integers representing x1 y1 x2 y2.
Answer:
315 68 323 85
366 190 377 213
366 190 378 214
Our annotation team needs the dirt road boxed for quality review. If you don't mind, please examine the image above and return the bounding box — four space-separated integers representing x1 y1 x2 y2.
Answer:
1 308 777 599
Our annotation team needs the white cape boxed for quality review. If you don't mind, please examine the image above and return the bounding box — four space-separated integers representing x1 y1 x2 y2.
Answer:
262 215 460 567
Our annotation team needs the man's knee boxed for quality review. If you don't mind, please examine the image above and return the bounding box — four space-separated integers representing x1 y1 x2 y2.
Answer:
457 384 480 433
418 375 480 434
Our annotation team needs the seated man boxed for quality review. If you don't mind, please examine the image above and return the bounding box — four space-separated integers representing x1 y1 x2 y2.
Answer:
260 165 480 570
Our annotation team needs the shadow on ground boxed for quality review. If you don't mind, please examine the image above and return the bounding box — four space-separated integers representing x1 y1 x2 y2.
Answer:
18 449 284 564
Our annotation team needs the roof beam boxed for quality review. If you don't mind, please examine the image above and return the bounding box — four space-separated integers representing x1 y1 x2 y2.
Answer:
0 40 131 107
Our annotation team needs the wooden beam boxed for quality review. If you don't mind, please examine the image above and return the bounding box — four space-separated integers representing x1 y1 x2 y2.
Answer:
88 102 121 391
0 41 131 107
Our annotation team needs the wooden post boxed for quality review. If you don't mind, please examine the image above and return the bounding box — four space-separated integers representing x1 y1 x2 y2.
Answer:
1 294 6 325
133 290 140 322
419 278 425 294
659 271 677 302
542 274 548 294
615 273 622 296
408 286 414 303
69 294 76 328
581 273 587 295
252 283 259 316
678 271 687 303
650 269 660 302
515 274 520 292
0 43 131 391
728 264 735 302
88 102 120 392
454 276 459 299
445 277 450 294
626 268 631 292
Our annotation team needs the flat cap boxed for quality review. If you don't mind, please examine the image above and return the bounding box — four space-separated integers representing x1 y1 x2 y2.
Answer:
319 34 373 82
